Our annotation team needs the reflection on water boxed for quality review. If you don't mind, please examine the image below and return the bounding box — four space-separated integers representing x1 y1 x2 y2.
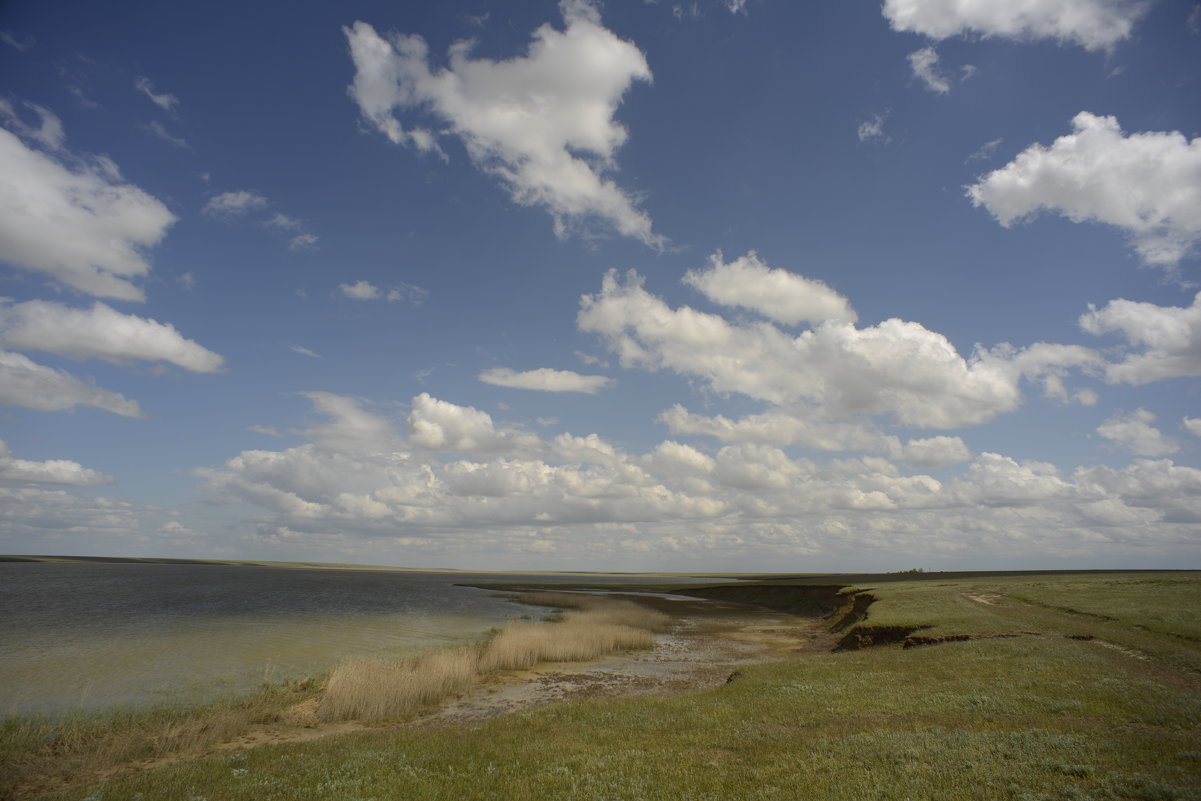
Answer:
0 562 699 717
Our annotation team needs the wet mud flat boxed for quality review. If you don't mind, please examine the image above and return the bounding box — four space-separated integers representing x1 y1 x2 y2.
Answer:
422 592 838 727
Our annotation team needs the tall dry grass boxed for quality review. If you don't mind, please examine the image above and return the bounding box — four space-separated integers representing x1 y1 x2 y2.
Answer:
515 591 672 632
317 592 672 723
478 620 654 672
317 645 480 722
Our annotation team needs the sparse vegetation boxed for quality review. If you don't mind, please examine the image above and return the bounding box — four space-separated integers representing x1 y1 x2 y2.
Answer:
319 593 667 723
7 571 1200 801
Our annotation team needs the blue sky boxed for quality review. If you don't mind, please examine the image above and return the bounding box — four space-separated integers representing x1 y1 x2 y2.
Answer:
1 0 1199 572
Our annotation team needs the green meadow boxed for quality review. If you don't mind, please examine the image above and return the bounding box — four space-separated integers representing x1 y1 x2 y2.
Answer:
4 570 1199 801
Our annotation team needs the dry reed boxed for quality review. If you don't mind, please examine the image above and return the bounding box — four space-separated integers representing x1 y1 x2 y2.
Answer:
316 592 671 723
515 591 672 632
317 645 480 722
478 620 653 672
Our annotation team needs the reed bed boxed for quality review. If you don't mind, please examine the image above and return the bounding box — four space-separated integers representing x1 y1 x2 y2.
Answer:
317 593 670 723
515 591 673 632
317 645 480 722
477 620 653 672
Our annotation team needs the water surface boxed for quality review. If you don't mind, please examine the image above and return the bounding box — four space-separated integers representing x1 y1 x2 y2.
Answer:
0 562 704 717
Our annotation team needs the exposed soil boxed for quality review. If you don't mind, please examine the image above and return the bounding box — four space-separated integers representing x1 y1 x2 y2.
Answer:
17 592 835 799
422 593 838 727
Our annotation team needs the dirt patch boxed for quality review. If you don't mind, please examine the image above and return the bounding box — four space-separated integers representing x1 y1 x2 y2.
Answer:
963 593 1004 606
422 597 835 727
834 625 930 651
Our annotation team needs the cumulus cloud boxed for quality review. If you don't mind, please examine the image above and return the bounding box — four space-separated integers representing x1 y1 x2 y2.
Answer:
0 100 64 151
897 435 973 467
0 122 175 301
0 440 113 486
340 280 381 300
683 251 856 326
1081 292 1201 384
0 486 143 539
657 405 895 453
202 190 268 217
579 269 1098 428
0 350 142 417
407 393 541 453
882 0 1149 50
968 113 1201 268
479 367 613 393
908 46 951 93
196 389 1201 566
344 1 662 246
1184 418 1201 438
1096 409 1179 456
0 300 224 372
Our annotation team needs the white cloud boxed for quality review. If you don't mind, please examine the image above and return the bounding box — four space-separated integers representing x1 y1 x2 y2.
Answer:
0 100 65 151
0 350 142 417
1081 292 1201 384
0 440 113 486
579 269 1098 428
289 233 319 251
344 1 663 247
290 345 321 359
953 452 1076 507
897 435 972 467
908 46 951 93
967 137 1003 162
882 0 1149 50
1183 417 1201 438
1096 408 1179 456
0 125 175 301
339 280 427 303
0 486 143 539
386 283 429 304
684 251 857 326
196 390 1201 567
340 280 381 300
407 393 540 453
202 190 268 217
135 77 179 111
266 213 301 230
0 300 224 372
726 0 748 13
857 113 889 144
968 113 1201 268
142 121 190 149
657 404 895 453
249 425 282 436
479 367 613 393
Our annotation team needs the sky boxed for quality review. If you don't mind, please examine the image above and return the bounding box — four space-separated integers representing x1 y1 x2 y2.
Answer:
0 0 1199 573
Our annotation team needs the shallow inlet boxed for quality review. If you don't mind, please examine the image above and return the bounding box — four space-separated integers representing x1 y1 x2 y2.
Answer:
0 562 714 717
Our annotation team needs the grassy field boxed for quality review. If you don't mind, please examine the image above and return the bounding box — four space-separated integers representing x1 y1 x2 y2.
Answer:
6 570 1200 801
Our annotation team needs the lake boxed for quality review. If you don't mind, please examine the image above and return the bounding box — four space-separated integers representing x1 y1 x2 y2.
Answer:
0 561 703 717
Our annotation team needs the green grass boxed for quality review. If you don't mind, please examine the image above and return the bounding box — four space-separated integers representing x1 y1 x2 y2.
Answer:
16 570 1201 801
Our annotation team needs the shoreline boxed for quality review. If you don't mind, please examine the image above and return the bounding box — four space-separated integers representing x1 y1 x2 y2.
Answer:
6 571 1199 801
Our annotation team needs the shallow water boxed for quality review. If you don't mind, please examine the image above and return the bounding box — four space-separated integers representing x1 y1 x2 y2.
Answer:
0 562 702 717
